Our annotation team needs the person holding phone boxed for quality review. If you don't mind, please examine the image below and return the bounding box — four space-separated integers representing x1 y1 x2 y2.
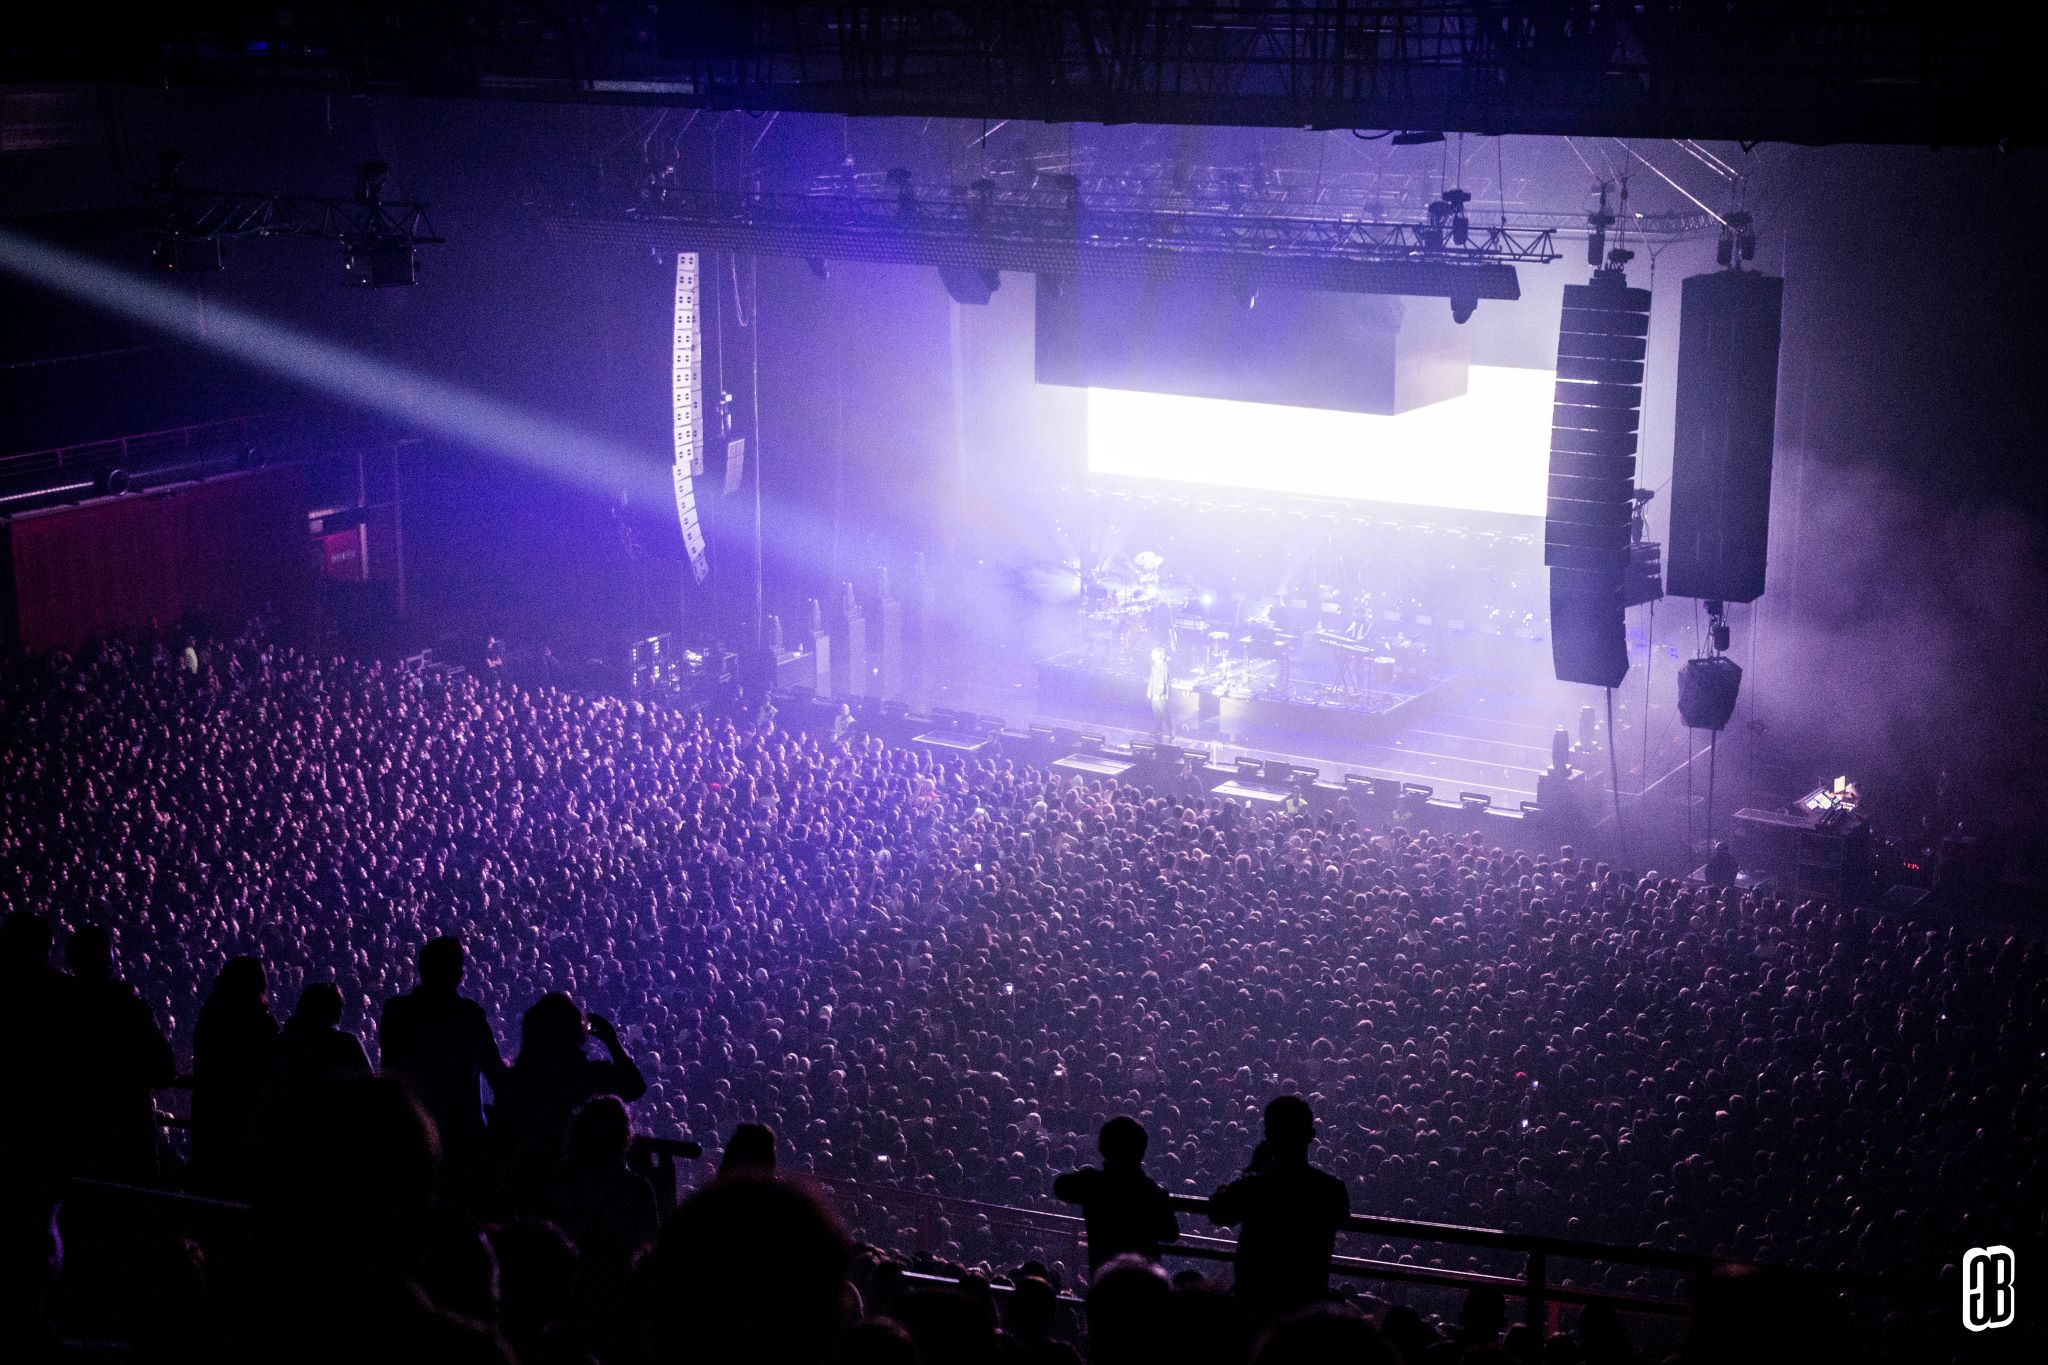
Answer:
495 992 648 1211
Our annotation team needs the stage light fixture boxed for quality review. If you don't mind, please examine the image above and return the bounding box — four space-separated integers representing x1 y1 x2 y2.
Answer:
886 167 916 212
347 242 419 287
1449 282 1478 324
151 237 222 274
1440 189 1473 246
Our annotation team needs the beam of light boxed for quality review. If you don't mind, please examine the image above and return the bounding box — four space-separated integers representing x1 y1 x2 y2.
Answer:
1085 367 1555 519
1613 139 1726 226
0 225 671 506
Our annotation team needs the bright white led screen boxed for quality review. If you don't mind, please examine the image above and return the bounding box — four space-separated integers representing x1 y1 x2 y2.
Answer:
1086 366 1554 518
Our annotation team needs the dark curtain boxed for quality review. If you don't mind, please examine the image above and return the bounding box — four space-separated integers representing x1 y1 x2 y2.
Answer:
7 466 311 652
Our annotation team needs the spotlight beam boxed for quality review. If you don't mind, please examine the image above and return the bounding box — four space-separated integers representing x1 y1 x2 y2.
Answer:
0 227 670 508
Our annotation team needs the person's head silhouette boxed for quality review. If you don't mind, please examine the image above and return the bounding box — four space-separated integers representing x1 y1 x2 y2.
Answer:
1098 1115 1148 1170
1262 1096 1315 1160
519 991 587 1061
640 1176 851 1365
65 925 114 982
212 955 266 1007
720 1122 777 1178
418 936 465 992
292 982 345 1030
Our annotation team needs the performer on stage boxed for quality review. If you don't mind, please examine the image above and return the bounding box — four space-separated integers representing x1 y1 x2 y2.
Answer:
1147 646 1174 740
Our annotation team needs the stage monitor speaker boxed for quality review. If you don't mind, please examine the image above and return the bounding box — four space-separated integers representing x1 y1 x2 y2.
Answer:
1546 274 1650 688
1667 269 1783 603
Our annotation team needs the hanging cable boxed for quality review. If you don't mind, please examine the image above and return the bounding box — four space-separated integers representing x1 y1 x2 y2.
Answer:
1563 136 1604 190
1495 135 1508 225
1642 599 1654 794
1670 138 1736 183
750 252 764 648
1612 138 1725 224
1707 729 1719 850
1685 727 1695 854
1607 688 1627 868
1686 138 1741 179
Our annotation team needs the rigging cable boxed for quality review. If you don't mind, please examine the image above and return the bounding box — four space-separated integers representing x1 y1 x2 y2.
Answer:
1607 688 1627 868
1707 728 1720 851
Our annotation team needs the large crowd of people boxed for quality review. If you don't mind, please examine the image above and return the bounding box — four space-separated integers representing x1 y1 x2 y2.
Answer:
0 626 2041 1362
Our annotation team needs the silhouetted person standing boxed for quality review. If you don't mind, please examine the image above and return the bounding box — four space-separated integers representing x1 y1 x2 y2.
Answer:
1207 1097 1351 1324
191 956 279 1197
243 1076 514 1365
276 982 372 1104
1703 840 1738 890
551 1096 659 1358
1 912 66 1200
495 992 645 1210
1054 1115 1180 1273
380 936 506 1199
57 925 176 1182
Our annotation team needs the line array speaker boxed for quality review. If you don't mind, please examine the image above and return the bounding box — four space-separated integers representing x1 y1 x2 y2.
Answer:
1666 269 1784 603
1547 274 1650 687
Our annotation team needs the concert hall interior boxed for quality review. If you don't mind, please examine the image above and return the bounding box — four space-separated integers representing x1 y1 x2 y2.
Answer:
2 10 2046 1365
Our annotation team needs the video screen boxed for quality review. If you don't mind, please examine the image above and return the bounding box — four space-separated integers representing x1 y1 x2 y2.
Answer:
1085 365 1555 518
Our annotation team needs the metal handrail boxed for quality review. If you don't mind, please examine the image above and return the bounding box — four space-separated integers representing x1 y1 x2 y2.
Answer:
2 415 262 475
806 1176 1937 1331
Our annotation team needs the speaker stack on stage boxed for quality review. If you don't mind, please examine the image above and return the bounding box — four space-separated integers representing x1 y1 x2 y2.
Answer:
1546 267 1651 689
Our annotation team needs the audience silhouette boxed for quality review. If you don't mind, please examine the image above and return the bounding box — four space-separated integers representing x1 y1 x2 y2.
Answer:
1207 1097 1352 1323
495 993 647 1210
276 981 373 1103
242 1075 514 1364
636 1174 851 1365
1249 1303 1397 1365
718 1120 778 1179
550 1096 659 1356
379 936 508 1201
1053 1116 1181 1273
0 626 2026 1364
190 955 278 1198
57 924 176 1182
1084 1254 1173 1365
1 912 66 1200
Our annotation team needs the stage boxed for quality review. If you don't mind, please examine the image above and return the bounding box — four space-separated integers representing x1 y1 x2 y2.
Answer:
941 656 1577 810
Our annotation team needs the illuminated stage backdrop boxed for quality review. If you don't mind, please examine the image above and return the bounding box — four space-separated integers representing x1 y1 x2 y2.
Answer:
1086 366 1553 518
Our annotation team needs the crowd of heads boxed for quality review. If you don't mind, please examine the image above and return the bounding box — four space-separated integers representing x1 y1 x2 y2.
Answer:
1 626 2042 1362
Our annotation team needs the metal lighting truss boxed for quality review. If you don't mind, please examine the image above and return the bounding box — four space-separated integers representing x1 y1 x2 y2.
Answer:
820 162 1717 242
545 183 1558 301
144 186 444 255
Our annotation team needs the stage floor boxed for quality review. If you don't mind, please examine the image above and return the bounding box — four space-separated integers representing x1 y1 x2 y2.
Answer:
930 663 1588 809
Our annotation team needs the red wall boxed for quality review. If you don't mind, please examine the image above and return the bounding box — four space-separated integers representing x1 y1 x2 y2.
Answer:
6 466 311 652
